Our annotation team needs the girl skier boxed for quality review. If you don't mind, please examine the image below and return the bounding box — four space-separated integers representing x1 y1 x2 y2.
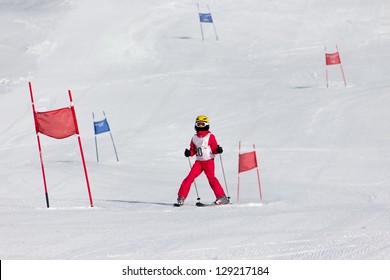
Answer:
176 115 229 206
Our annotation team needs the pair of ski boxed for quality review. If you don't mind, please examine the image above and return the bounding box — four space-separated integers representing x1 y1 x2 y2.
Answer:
173 202 215 207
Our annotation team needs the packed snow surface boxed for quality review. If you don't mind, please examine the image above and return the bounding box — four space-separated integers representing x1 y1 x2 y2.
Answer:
1 0 390 259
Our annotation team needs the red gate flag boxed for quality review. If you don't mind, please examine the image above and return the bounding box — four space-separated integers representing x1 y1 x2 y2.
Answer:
239 151 258 173
325 52 341 65
325 45 347 87
29 82 94 208
35 107 78 139
237 142 262 201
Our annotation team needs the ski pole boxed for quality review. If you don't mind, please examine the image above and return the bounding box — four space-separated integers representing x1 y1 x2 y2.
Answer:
188 157 201 201
219 154 230 199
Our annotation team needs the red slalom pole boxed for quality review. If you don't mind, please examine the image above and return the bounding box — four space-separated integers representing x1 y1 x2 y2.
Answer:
325 45 329 88
336 45 347 87
29 82 50 208
253 144 262 201
68 90 94 207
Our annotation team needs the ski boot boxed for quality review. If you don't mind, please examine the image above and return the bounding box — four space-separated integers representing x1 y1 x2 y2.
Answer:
214 195 229 205
174 196 185 207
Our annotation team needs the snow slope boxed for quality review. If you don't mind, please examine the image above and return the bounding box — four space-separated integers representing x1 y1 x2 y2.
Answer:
1 0 390 260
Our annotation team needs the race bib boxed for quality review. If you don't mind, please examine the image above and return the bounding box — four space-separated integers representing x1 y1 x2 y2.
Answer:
192 133 215 161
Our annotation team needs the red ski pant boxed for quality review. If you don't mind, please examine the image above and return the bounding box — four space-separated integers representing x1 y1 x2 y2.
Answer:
178 159 225 199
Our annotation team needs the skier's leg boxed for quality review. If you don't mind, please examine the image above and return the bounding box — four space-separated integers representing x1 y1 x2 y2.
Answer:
202 159 225 198
178 160 203 199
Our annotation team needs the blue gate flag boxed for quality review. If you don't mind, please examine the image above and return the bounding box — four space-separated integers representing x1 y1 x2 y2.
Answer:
94 119 110 135
199 13 213 23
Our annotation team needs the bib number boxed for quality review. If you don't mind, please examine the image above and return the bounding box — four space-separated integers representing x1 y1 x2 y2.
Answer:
196 147 203 157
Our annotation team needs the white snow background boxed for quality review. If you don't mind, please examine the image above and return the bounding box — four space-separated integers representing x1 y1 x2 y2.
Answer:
1 0 390 261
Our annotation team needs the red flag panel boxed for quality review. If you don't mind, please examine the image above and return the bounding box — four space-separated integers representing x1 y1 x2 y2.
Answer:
35 107 78 139
239 151 258 173
325 52 341 65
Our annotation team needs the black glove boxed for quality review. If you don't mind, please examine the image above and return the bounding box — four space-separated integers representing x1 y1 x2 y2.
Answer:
216 146 223 154
184 149 191 157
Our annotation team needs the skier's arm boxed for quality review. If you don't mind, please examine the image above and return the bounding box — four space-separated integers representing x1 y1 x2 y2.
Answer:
189 140 197 156
184 139 197 157
209 134 222 154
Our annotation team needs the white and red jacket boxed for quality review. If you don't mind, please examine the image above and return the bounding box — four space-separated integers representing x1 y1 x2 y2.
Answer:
188 130 219 161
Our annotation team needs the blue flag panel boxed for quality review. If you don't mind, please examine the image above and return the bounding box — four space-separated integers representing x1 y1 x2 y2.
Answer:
94 119 110 135
199 13 213 23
